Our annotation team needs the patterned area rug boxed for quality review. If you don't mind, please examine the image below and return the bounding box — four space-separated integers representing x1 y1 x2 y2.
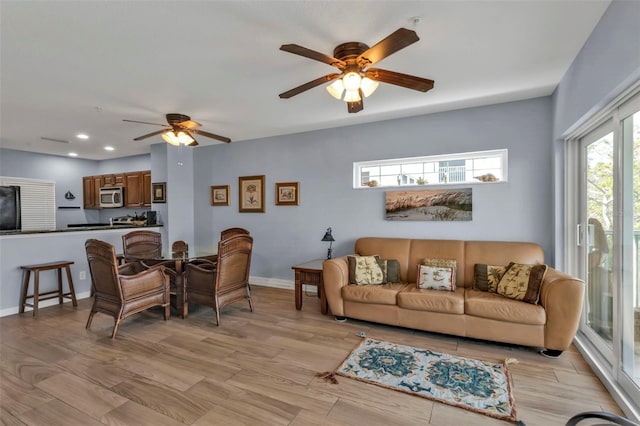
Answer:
322 338 521 424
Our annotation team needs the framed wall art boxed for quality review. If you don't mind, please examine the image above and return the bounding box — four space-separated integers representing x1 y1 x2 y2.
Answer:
385 188 472 221
238 175 265 213
151 182 166 203
211 185 230 206
275 182 299 206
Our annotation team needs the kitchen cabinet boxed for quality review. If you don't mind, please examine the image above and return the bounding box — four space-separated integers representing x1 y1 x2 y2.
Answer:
124 170 151 208
82 170 150 209
102 173 124 187
83 175 103 209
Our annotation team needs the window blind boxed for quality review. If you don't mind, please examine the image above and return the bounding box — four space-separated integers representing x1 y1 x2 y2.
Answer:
0 177 56 231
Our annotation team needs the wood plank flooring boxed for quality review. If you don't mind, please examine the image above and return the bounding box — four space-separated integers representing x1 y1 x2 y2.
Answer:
0 286 623 425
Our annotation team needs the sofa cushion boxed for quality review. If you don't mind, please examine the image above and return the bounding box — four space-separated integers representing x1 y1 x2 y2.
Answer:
348 255 385 285
474 264 507 292
342 283 409 305
464 289 546 325
417 264 456 291
398 286 464 314
496 262 547 304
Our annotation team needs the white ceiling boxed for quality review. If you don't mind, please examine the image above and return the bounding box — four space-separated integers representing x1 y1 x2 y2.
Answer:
0 1 610 161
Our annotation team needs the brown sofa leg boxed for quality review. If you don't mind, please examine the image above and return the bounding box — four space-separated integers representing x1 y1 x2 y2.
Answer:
540 349 563 358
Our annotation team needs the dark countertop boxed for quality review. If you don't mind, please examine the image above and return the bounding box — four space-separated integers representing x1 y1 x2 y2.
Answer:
0 224 162 236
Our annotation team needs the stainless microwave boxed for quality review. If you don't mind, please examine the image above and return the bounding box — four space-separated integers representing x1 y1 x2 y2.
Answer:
99 186 124 208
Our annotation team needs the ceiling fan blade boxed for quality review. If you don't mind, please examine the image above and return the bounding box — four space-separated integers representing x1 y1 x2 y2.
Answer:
186 132 199 147
123 119 168 127
279 73 340 99
280 44 346 69
191 128 231 143
133 129 168 141
365 68 434 92
180 120 201 129
347 99 363 114
357 28 419 67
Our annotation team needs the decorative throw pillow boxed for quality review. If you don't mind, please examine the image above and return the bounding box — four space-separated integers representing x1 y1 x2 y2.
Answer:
422 258 457 286
495 262 548 304
474 264 508 292
380 259 401 283
417 264 456 291
347 255 386 285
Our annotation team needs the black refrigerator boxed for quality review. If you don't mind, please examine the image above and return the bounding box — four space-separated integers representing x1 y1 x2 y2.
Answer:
0 185 21 230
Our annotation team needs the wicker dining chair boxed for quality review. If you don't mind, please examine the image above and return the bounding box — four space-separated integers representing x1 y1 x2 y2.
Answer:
220 227 250 241
171 240 189 259
122 230 162 261
85 238 170 338
184 234 254 325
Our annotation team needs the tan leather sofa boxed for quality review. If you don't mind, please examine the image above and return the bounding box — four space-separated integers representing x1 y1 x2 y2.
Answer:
323 237 585 356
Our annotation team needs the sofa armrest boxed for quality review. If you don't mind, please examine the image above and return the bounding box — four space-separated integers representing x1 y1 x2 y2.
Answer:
323 256 350 316
539 267 585 351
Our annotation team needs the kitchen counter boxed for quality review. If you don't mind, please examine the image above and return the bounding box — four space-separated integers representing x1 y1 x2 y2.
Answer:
0 224 165 316
0 223 162 237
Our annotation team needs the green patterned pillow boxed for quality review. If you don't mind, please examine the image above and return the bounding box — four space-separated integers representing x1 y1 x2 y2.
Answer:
348 255 386 285
474 264 508 292
496 262 547 304
380 259 401 283
422 258 457 285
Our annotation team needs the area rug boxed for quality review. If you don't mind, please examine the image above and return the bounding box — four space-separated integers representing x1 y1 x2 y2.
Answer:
319 338 522 424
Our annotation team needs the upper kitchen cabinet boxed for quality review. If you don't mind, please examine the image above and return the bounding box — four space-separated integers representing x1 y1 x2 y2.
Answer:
83 175 103 209
102 173 124 187
125 170 151 208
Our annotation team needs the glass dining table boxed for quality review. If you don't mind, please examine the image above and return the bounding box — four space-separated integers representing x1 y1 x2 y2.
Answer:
143 253 217 319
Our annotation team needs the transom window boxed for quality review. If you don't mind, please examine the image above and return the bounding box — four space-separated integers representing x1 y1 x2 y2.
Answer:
353 149 508 188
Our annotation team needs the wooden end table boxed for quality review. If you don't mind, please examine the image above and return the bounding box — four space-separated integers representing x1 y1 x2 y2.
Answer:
292 259 328 314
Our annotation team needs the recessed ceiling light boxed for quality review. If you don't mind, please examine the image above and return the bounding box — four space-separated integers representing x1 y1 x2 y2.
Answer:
76 133 89 139
68 152 78 157
104 146 114 151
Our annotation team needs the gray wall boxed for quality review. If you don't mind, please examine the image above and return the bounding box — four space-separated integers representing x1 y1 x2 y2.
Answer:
551 0 640 267
0 148 152 227
194 96 553 281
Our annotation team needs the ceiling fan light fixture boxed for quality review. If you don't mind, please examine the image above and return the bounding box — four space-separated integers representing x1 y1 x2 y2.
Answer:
342 71 362 91
162 130 194 146
343 89 361 103
326 79 345 100
360 77 379 97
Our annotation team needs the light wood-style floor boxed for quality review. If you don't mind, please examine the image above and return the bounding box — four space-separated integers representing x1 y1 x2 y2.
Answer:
0 286 623 425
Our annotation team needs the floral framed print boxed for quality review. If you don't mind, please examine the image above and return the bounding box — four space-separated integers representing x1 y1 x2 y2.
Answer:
275 182 299 206
152 182 166 203
211 185 230 206
238 175 265 213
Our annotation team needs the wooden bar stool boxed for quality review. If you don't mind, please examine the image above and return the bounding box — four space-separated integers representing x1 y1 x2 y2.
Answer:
19 261 78 317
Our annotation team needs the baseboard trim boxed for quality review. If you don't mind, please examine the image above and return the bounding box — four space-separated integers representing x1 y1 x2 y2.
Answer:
1 277 313 318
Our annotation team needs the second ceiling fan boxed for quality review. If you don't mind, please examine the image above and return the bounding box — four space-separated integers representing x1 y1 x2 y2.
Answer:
123 113 231 146
279 28 434 113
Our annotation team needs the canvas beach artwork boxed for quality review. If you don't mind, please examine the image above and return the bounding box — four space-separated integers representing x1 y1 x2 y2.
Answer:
385 188 472 221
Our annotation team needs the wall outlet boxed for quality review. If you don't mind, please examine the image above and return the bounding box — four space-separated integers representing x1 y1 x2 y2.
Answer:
79 271 86 280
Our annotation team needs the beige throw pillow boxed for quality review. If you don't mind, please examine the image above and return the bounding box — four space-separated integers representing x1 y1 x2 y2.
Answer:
474 264 508 292
347 255 386 285
417 264 456 291
495 262 547 304
422 258 457 286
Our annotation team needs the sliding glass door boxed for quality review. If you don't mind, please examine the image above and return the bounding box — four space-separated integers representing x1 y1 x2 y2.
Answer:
569 88 640 414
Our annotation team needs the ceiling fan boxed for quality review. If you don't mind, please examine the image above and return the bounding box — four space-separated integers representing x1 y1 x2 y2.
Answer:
279 28 434 113
123 113 231 146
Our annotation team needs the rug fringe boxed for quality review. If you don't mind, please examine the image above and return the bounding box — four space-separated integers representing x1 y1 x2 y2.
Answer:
316 371 339 384
504 357 519 365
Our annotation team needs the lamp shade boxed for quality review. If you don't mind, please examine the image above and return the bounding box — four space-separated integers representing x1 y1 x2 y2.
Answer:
321 227 335 242
162 130 194 146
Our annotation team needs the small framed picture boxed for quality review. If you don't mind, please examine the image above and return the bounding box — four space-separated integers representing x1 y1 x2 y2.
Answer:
211 185 230 206
238 175 265 213
275 182 299 206
152 182 166 203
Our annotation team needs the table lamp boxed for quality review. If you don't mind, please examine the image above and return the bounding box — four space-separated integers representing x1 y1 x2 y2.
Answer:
321 227 335 259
